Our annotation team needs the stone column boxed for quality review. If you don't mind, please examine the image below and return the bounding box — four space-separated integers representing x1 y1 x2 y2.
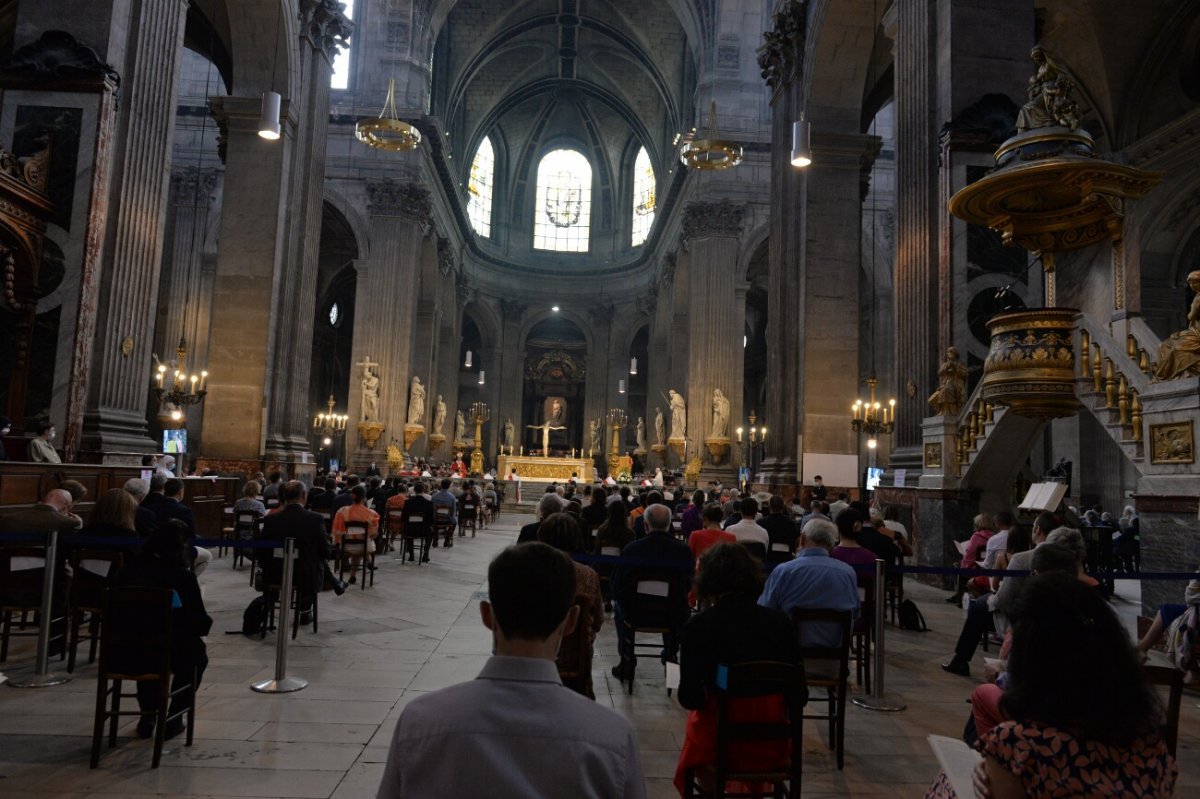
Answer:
262 0 352 466
495 298 527 459
200 96 292 467
757 2 805 490
682 200 746 486
890 0 939 469
80 0 189 455
160 167 218 374
801 134 880 464
344 181 429 469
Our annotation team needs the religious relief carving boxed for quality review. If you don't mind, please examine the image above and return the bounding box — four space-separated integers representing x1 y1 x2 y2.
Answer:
301 0 354 63
525 350 585 383
1150 421 1194 465
681 200 745 247
2 30 121 90
439 238 457 277
358 356 380 421
366 179 432 231
756 0 807 92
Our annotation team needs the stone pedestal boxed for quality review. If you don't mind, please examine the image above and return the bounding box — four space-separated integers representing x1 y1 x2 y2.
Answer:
668 437 686 462
704 437 732 466
403 424 425 451
358 421 386 450
918 416 961 489
428 432 446 455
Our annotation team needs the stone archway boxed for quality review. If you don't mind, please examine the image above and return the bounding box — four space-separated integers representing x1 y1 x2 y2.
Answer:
521 317 588 456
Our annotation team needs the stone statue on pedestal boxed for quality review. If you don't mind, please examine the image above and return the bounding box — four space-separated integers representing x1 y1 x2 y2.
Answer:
928 347 969 416
636 417 646 450
654 406 665 445
407 376 425 425
711 389 730 438
433 394 447 434
454 410 466 443
589 418 601 452
503 418 516 449
668 390 687 438
1153 270 1200 381
358 356 380 422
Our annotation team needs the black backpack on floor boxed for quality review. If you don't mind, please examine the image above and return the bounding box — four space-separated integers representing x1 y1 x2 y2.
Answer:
898 599 928 632
241 595 267 636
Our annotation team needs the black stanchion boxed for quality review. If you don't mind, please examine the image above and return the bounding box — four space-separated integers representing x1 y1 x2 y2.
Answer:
251 538 307 694
8 529 71 688
852 558 905 712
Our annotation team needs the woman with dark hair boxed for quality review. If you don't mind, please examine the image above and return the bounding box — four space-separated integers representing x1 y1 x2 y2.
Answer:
674 543 803 797
928 573 1176 798
595 499 632 553
680 490 706 539
112 520 212 740
538 512 604 699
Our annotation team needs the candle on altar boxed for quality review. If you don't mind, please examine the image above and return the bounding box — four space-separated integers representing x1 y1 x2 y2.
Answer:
199 371 208 391
520 446 524 455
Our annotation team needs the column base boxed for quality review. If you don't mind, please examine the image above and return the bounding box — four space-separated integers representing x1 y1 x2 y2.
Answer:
79 409 158 460
756 457 799 498
882 445 924 487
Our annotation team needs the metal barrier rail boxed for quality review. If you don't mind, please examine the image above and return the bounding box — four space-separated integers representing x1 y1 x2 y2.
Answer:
0 531 304 695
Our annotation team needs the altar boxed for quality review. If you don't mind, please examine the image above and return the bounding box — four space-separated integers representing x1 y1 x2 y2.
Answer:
499 455 593 482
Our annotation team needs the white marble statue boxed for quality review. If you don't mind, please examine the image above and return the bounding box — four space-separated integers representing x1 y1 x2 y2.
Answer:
503 418 516 449
454 410 466 443
654 406 665 445
711 388 730 438
358 356 380 422
668 389 686 439
589 418 601 452
433 394 447 435
407 376 425 426
636 416 646 450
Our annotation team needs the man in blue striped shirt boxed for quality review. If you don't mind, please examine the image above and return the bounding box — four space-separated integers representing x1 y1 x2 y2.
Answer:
759 518 859 647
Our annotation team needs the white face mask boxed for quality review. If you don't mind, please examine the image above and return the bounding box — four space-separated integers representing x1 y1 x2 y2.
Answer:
48 430 56 440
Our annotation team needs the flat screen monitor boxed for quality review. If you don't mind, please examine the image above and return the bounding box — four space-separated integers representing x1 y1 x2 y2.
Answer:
163 429 187 454
328 458 340 473
865 467 884 492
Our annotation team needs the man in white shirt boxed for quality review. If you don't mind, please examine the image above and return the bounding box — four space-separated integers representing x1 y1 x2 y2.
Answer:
725 496 769 549
378 543 645 798
982 510 1015 569
828 492 850 520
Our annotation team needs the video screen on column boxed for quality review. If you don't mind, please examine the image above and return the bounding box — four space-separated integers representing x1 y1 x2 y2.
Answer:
865 467 884 492
163 429 187 454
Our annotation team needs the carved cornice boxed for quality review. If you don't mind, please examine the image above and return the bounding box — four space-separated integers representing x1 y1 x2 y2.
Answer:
438 236 456 276
366 179 432 231
2 30 120 91
757 0 807 93
455 273 475 306
681 200 745 247
300 0 354 63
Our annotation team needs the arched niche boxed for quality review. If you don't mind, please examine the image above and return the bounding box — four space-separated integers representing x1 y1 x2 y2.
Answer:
521 316 588 454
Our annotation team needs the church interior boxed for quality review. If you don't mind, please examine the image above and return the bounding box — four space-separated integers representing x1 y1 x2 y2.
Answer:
1 0 1199 796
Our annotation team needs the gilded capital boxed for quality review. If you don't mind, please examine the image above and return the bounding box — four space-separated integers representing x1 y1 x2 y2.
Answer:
757 0 807 92
301 0 354 63
681 200 745 246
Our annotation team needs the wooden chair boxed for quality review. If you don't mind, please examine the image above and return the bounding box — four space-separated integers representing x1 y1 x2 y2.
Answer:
263 545 317 639
618 570 689 695
0 545 65 663
556 598 594 699
91 586 195 769
67 550 124 673
682 661 806 799
432 502 455 547
338 520 373 588
218 506 235 557
459 500 478 538
740 541 767 561
852 582 875 693
400 510 431 565
766 542 794 567
791 608 852 770
385 508 404 555
1142 664 1183 756
232 512 260 574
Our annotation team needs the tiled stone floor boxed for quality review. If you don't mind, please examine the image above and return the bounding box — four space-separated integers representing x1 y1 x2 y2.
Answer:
0 513 1195 797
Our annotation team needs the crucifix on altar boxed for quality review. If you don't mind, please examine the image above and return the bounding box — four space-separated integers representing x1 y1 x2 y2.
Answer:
527 420 566 457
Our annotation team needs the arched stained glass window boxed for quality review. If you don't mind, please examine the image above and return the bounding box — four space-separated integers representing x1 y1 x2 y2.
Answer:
631 146 655 246
533 149 591 252
467 136 495 237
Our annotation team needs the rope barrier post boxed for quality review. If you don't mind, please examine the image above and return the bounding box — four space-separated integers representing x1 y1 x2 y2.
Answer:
852 558 905 712
251 538 308 694
8 529 71 688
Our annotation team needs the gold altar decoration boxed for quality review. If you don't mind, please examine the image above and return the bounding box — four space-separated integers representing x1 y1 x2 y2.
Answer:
684 452 702 485
1149 421 1194 465
704 437 731 465
607 408 628 478
948 48 1160 307
979 308 1080 418
469 401 490 476
668 437 686 461
679 101 743 171
428 432 446 453
386 443 404 472
358 421 386 449
498 455 593 482
402 423 425 451
355 78 421 152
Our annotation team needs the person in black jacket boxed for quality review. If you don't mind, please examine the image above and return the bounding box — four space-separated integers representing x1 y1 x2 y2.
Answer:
674 542 804 794
260 481 345 619
111 521 212 740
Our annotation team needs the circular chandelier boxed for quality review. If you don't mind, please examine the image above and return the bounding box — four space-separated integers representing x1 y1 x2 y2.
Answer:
355 78 421 152
679 101 743 171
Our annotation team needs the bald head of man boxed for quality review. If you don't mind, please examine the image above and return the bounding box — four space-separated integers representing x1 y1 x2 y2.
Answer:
42 489 74 513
